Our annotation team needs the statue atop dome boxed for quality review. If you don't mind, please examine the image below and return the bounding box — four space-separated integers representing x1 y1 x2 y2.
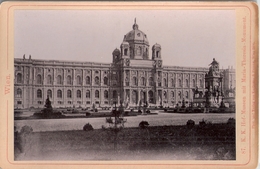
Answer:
132 18 139 30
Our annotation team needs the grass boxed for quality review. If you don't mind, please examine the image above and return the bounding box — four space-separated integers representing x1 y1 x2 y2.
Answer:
15 123 235 161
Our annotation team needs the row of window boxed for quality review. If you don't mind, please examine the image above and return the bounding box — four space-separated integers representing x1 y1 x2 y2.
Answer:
34 101 108 105
37 89 107 99
16 73 204 88
16 73 108 85
16 88 190 101
131 77 203 87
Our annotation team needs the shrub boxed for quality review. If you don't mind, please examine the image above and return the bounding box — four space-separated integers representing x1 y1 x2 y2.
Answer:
83 123 94 131
85 112 91 116
186 119 195 129
124 111 129 116
72 109 79 114
199 119 206 127
139 121 149 129
227 118 235 126
20 125 33 134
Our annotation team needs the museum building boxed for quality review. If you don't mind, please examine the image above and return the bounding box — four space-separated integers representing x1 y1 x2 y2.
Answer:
14 20 236 109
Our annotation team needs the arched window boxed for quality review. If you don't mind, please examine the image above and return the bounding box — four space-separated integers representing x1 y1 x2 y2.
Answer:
141 77 145 86
86 76 91 85
124 48 128 55
47 75 52 84
57 90 62 98
77 76 81 85
192 79 196 88
104 90 108 99
186 91 189 99
104 77 108 85
36 74 42 84
149 77 153 86
200 79 203 87
67 75 72 85
137 46 142 55
164 91 167 99
86 90 90 98
17 73 22 83
133 77 137 86
95 76 99 85
17 88 22 98
156 51 159 58
178 91 182 100
132 90 137 104
37 89 42 98
179 79 182 87
77 90 81 98
57 75 62 85
95 90 99 98
113 90 117 99
67 90 72 98
164 78 167 87
47 89 52 98
171 91 174 98
186 79 189 87
171 79 175 87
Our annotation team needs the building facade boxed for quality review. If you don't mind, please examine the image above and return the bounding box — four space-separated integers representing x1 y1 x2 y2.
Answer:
14 21 236 109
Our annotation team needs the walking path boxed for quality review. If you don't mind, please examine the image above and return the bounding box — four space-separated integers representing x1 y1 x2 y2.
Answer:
14 111 235 132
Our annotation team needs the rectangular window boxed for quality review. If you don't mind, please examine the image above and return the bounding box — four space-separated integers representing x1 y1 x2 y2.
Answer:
86 101 91 104
17 101 22 104
37 101 42 104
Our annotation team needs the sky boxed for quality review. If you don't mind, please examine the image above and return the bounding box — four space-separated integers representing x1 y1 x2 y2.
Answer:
14 9 236 68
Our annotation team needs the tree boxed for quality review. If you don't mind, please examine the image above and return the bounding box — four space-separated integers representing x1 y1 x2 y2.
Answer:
105 101 127 151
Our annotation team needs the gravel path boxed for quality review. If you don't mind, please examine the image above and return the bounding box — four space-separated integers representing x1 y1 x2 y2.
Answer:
14 111 235 132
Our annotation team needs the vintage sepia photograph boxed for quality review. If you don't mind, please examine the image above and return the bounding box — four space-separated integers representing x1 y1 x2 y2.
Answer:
0 1 258 168
13 9 238 161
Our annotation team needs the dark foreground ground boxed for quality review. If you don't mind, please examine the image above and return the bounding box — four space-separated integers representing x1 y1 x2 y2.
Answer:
15 123 235 161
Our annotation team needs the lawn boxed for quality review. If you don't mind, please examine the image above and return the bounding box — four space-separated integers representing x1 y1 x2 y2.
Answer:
14 123 235 161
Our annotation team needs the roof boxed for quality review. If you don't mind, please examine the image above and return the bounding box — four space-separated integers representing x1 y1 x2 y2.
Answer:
123 20 149 45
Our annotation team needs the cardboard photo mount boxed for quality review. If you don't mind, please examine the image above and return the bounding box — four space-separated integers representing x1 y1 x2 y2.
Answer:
0 1 258 169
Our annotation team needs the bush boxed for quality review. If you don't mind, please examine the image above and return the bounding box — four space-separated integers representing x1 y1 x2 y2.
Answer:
72 109 79 114
227 118 235 126
186 119 195 129
83 123 94 131
20 125 33 134
139 121 149 129
124 111 129 116
86 112 91 116
199 119 206 127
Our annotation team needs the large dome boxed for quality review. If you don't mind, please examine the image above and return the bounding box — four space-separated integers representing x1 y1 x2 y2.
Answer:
123 19 149 45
